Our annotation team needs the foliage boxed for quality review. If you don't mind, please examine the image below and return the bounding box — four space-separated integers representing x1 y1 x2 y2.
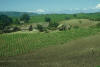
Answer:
45 17 51 23
15 18 20 24
73 14 77 17
3 26 13 33
37 24 45 32
20 14 30 23
29 25 33 31
13 26 21 32
79 20 82 24
73 25 79 29
0 15 13 30
48 21 59 30
0 28 100 56
65 17 71 20
24 13 100 23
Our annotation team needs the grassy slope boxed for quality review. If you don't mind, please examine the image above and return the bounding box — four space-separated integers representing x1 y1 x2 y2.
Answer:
59 19 100 28
0 32 100 67
0 19 100 67
20 19 100 30
0 28 100 57
27 33 100 67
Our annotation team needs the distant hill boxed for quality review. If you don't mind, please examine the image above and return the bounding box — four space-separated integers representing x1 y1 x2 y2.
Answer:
0 11 38 17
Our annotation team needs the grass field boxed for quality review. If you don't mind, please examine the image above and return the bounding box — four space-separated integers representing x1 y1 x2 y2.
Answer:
0 19 100 67
60 19 100 28
0 29 100 67
0 28 100 57
18 19 100 30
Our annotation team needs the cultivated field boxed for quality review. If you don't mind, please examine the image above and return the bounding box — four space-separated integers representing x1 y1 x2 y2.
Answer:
0 19 100 67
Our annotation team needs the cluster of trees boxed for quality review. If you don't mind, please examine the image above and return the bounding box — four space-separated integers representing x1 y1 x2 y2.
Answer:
36 17 72 33
0 14 73 34
0 15 13 30
1 13 100 34
0 14 30 34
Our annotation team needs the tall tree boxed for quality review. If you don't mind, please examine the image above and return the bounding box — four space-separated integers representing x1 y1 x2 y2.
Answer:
45 17 51 23
20 14 30 23
0 15 13 30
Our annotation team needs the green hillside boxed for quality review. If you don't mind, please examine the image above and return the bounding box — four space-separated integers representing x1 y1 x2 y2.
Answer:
0 11 38 17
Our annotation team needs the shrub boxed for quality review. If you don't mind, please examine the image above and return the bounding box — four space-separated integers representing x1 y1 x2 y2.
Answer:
65 17 70 20
45 17 51 23
37 24 44 32
3 26 13 33
20 14 30 23
29 25 33 31
73 26 79 29
15 19 20 24
0 15 13 30
13 26 21 32
73 14 77 18
79 20 82 24
48 21 59 30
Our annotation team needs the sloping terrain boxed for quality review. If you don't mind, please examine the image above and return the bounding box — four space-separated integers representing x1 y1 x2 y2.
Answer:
60 19 100 28
0 33 100 67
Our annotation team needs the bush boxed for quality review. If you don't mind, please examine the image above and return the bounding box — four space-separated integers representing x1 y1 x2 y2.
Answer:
73 14 77 18
45 17 51 23
29 25 33 31
13 26 21 32
79 20 82 24
73 26 79 29
0 15 13 30
37 24 45 32
48 21 59 30
3 26 13 33
15 19 20 24
65 17 70 20
20 14 30 23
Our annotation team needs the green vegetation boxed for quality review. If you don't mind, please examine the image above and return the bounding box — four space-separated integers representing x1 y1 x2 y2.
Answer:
0 15 13 30
0 12 100 67
0 27 100 57
20 14 30 23
29 25 33 31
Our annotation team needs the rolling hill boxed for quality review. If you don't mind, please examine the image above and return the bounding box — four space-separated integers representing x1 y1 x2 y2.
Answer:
0 11 38 17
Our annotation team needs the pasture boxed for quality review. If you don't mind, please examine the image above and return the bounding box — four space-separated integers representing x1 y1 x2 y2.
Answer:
0 18 100 67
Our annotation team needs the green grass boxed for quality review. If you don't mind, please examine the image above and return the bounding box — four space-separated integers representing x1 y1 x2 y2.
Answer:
0 28 100 57
59 19 100 28
0 28 100 67
27 13 100 23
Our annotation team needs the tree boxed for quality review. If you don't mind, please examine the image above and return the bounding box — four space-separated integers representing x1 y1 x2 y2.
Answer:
20 14 30 23
0 15 13 30
48 21 59 30
37 24 44 32
15 19 20 24
65 17 70 20
45 17 51 23
29 25 33 31
73 14 77 18
13 26 21 32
